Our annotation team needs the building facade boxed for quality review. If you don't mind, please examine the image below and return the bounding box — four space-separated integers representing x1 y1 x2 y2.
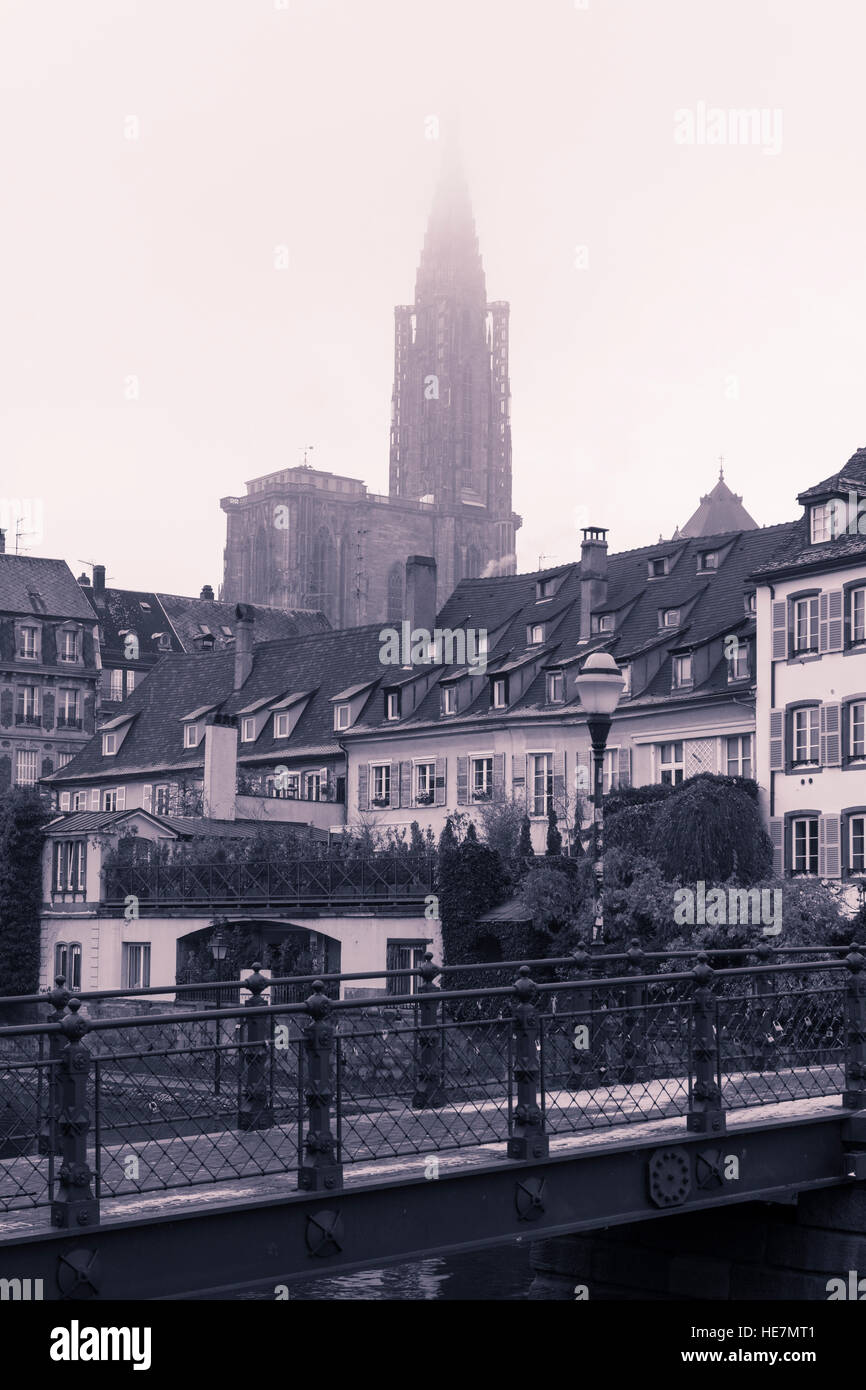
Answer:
754 446 866 903
220 146 521 628
0 552 101 790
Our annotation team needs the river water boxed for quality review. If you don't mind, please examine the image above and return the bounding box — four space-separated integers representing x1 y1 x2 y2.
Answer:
223 1241 534 1301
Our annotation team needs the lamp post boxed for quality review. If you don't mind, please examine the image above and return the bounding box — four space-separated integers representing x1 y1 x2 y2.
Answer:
575 652 625 958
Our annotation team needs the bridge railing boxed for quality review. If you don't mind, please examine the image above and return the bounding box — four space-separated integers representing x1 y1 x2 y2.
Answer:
0 944 863 1231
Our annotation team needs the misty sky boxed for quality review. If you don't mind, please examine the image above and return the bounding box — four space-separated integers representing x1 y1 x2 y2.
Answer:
1 0 865 596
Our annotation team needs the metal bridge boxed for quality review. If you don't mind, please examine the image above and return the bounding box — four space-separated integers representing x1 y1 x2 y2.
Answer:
1 943 865 1300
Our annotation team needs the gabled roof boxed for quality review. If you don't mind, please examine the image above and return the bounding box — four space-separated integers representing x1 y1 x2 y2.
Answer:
753 447 866 579
0 556 98 620
797 446 866 504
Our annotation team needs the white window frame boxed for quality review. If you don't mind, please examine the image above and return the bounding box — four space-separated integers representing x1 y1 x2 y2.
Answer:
370 763 391 807
471 755 494 801
415 761 435 805
59 688 80 723
304 771 322 802
529 752 553 817
620 664 631 696
442 685 457 716
851 586 866 645
334 703 350 731
657 741 684 786
72 791 87 811
792 596 818 653
18 625 38 660
602 747 619 795
102 732 117 756
492 678 507 709
810 501 845 544
792 817 818 875
546 670 564 704
596 614 614 633
385 691 400 721
274 711 290 738
241 717 256 743
672 655 692 688
728 640 750 682
850 815 866 875
59 629 79 663
108 668 124 701
726 734 753 778
184 723 200 748
122 942 151 990
662 609 680 628
528 623 544 645
792 707 819 766
55 941 82 989
698 551 718 572
17 684 39 721
850 701 865 760
154 784 171 816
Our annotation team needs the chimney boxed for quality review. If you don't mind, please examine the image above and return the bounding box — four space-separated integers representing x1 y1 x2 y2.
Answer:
579 527 609 641
77 572 91 590
234 603 254 688
200 584 214 600
405 555 437 636
203 714 237 822
92 564 106 599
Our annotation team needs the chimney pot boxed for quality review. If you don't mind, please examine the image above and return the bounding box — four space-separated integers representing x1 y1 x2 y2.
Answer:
579 526 609 641
200 584 215 600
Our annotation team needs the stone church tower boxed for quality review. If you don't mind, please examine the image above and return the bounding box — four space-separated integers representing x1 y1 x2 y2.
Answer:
221 143 521 628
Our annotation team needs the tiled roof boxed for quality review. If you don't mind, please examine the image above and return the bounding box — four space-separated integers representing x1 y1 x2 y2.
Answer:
677 473 759 538
46 520 803 784
0 556 99 620
44 809 323 839
797 447 866 503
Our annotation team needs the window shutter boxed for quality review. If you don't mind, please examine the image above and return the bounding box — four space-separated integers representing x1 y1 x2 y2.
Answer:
827 589 844 651
553 750 566 807
512 754 526 790
769 818 784 877
820 703 841 767
456 756 469 805
617 746 631 788
769 711 785 772
819 815 841 878
142 784 153 813
493 752 505 801
90 788 99 811
390 760 400 809
116 786 126 811
819 592 829 653
59 791 70 811
771 600 788 660
400 761 412 806
434 756 446 806
358 764 369 811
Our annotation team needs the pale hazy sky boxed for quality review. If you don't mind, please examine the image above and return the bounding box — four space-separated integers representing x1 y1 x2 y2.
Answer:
1 0 865 595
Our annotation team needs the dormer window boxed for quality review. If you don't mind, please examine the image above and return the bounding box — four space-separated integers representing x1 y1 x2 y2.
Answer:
18 625 38 660
241 717 256 743
672 655 692 688
536 577 556 600
59 630 79 662
810 500 846 544
528 623 544 645
727 638 750 681
698 551 717 572
184 723 200 749
274 711 291 738
661 608 680 628
492 677 508 709
102 732 117 756
596 613 615 633
334 703 351 731
745 590 757 615
648 557 669 579
546 670 564 704
442 685 457 716
385 690 401 721
620 663 631 696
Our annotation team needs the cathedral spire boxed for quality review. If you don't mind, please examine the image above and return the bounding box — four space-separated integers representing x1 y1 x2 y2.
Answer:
415 129 486 305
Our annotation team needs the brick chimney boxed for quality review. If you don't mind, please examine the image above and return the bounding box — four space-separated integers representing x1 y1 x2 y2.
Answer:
200 584 214 600
92 564 106 600
405 555 437 635
579 527 609 641
233 604 254 688
203 714 237 821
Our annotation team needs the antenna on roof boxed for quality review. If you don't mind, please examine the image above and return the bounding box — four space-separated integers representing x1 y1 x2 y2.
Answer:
299 445 315 469
14 516 37 555
717 455 725 481
538 553 557 570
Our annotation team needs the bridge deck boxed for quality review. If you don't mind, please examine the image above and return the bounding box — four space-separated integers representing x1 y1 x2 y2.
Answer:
0 1089 846 1245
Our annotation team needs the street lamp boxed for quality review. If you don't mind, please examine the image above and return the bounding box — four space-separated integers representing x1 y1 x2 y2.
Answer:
575 652 625 952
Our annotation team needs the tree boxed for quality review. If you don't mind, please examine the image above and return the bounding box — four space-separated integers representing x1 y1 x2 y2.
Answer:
518 815 534 859
546 804 562 856
651 776 772 885
0 788 50 1023
436 817 506 966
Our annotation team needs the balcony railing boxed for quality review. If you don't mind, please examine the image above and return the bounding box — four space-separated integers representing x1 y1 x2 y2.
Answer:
14 713 41 727
55 715 82 729
103 852 437 908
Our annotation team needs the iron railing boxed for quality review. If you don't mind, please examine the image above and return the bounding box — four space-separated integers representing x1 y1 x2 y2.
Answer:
102 852 437 907
0 944 863 1231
